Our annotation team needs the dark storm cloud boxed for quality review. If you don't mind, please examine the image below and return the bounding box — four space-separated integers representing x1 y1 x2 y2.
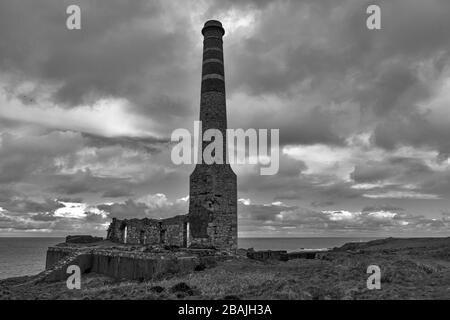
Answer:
238 201 298 222
238 201 450 234
355 62 430 117
0 131 84 183
0 0 165 105
0 118 22 130
0 198 63 215
225 0 351 96
0 0 197 137
222 0 450 151
0 215 13 223
351 157 434 184
97 196 187 220
311 201 335 208
419 170 450 198
101 188 134 199
0 220 52 231
2 0 449 149
273 191 303 201
277 155 308 177
442 212 450 223
0 197 64 232
204 0 273 15
239 153 362 202
388 157 434 175
278 106 346 146
350 162 395 183
373 110 450 159
31 212 58 222
0 188 19 203
0 128 175 207
362 205 405 213
271 179 362 202
347 156 450 200
1 0 450 236
97 200 149 219
348 156 450 200
82 133 169 154
0 198 63 230
0 213 106 234
57 197 84 203
346 0 450 157
83 211 108 224
48 169 133 195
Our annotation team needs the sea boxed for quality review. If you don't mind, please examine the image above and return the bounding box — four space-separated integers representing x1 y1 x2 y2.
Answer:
0 237 378 280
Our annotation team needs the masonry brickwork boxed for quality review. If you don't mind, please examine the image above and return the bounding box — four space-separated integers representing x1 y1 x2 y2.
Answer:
107 215 188 247
106 20 237 251
189 20 237 250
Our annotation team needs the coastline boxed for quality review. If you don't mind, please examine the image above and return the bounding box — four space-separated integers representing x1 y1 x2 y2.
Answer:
1 236 449 300
0 237 375 279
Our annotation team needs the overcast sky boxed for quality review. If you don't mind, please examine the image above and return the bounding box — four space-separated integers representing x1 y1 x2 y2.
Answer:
0 0 449 238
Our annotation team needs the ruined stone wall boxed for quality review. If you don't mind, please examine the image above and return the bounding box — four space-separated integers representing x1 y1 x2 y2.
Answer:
125 219 160 245
161 215 187 247
106 218 123 242
107 218 160 244
44 246 227 282
107 215 188 247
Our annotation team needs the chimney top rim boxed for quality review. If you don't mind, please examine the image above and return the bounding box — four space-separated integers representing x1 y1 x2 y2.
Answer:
202 20 225 36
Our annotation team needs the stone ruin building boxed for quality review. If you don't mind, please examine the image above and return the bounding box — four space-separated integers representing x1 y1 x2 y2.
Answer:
107 20 237 251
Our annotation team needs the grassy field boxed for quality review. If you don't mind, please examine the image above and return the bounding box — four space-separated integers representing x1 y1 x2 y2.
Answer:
1 238 449 300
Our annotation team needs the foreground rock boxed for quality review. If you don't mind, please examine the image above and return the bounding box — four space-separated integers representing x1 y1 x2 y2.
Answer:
66 235 103 244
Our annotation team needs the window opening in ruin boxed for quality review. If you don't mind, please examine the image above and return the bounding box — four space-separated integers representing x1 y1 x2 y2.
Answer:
124 226 128 244
140 230 145 245
187 222 190 247
160 229 166 244
183 222 188 247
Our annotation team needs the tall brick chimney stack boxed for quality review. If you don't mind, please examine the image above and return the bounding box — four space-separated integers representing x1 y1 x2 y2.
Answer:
199 20 227 160
188 20 237 251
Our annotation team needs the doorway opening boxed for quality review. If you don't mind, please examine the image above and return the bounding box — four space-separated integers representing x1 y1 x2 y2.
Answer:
123 226 128 244
183 222 190 247
140 230 146 245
